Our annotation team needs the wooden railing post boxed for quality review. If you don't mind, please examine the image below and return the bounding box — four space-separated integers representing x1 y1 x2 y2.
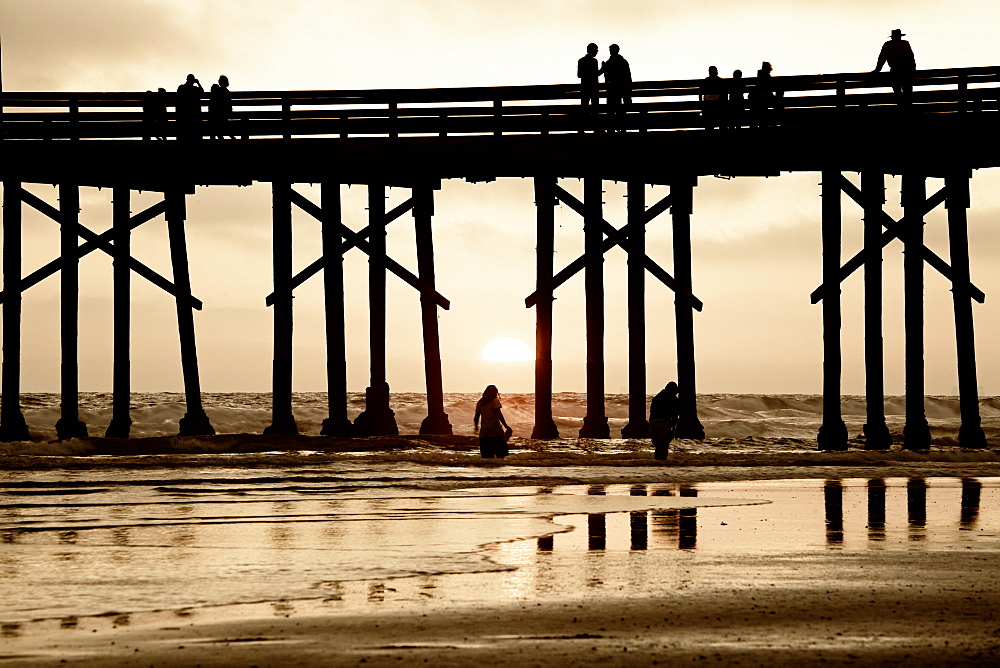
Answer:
389 101 398 139
493 99 502 137
69 99 80 141
281 96 291 140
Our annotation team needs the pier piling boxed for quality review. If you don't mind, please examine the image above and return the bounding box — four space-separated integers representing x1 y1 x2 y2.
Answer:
0 182 30 442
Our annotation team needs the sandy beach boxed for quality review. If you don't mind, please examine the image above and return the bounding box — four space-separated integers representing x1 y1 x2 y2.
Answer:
7 549 999 667
3 433 1000 666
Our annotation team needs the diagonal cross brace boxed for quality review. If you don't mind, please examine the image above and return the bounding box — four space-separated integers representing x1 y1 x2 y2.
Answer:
286 189 449 309
0 200 168 304
264 197 415 307
9 193 203 310
525 185 703 310
810 176 985 304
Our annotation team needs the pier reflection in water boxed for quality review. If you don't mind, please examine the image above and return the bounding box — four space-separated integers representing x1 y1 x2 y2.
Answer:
1 476 998 626
526 477 995 556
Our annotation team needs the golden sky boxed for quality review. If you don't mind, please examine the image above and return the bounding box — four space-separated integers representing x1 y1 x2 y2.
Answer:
2 0 1000 395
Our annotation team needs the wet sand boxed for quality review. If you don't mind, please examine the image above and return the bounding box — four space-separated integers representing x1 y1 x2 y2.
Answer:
2 463 999 665
4 548 998 666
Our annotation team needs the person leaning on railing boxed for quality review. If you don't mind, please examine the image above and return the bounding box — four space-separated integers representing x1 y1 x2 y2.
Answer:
176 73 204 140
874 28 916 97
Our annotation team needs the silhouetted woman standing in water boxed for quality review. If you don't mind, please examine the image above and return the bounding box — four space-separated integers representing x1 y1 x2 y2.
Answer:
474 385 512 459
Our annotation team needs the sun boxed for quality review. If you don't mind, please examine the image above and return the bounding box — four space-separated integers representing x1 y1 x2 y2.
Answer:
482 337 533 362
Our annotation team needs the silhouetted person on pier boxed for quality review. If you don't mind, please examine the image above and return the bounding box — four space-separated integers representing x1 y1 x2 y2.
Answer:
649 381 680 460
701 66 725 129
727 69 745 128
748 61 774 127
474 384 512 459
143 88 168 140
578 43 602 128
603 44 632 132
874 28 916 97
209 75 233 139
176 73 204 139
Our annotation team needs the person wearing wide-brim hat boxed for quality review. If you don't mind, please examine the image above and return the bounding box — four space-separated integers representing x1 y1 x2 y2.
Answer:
874 28 916 95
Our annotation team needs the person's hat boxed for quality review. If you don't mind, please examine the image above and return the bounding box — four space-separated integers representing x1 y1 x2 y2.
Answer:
890 28 905 38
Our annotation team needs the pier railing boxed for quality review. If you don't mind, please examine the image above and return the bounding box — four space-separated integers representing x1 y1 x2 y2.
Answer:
2 66 999 141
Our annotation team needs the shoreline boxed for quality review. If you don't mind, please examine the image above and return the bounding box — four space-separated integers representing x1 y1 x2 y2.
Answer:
2 433 1000 474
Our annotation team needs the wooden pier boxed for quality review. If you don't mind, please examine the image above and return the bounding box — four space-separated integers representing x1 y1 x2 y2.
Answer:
2 65 999 448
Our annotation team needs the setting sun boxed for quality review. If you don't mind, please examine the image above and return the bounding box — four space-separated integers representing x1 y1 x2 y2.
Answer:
481 337 533 362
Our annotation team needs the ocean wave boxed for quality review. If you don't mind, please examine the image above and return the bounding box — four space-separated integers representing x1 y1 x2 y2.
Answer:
5 391 999 446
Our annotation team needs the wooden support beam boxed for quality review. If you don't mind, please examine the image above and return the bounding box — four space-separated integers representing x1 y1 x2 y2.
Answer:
531 176 560 439
263 199 412 307
811 176 985 304
579 177 610 438
817 170 848 451
105 187 132 438
288 189 450 310
0 182 30 442
18 190 203 309
414 186 452 435
524 189 702 310
55 183 88 440
165 191 214 436
945 172 986 448
621 180 649 439
901 173 930 450
861 171 891 450
353 184 397 436
671 178 705 440
0 200 168 305
320 182 353 437
264 181 299 436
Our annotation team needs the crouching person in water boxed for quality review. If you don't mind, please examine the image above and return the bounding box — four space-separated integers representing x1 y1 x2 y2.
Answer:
649 381 680 460
474 385 513 458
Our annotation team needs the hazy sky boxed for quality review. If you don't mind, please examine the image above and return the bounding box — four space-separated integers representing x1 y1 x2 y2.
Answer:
2 0 1000 395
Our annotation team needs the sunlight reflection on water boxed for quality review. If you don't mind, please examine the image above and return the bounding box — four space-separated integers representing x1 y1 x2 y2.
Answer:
0 474 997 624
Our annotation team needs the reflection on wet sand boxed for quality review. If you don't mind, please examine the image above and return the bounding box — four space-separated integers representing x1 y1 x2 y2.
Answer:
0 476 997 628
531 478 994 556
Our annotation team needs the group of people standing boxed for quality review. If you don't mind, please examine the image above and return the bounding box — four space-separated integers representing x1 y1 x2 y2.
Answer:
143 73 234 140
700 61 774 129
578 29 917 130
577 42 632 131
